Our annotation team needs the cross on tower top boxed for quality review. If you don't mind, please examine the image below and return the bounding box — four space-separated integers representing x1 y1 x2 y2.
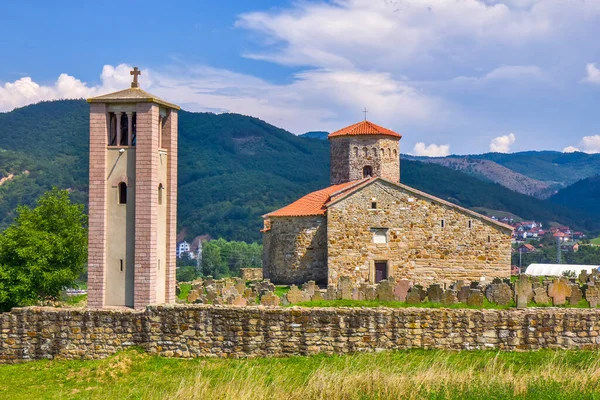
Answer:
362 107 368 121
130 67 141 88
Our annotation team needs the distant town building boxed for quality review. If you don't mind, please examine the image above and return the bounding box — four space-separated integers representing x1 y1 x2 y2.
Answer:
176 241 191 258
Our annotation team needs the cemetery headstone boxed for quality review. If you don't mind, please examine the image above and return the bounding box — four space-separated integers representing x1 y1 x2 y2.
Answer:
467 289 484 307
427 284 444 303
514 275 533 309
260 291 280 306
406 290 422 305
394 280 410 302
286 285 304 304
441 290 458 306
376 280 395 301
533 287 551 305
548 278 572 306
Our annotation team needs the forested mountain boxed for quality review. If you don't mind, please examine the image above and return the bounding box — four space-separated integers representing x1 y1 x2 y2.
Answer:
299 131 328 140
549 175 600 220
0 99 598 242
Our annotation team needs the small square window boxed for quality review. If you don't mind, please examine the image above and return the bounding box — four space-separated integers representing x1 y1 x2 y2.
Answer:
372 228 388 244
371 202 377 209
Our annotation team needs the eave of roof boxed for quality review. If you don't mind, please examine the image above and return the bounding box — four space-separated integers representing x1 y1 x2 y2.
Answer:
264 178 371 218
87 87 180 110
328 120 402 139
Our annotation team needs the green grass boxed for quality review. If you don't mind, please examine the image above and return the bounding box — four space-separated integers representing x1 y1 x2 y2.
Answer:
177 283 192 301
591 236 600 246
3 348 600 399
292 298 514 310
274 285 290 297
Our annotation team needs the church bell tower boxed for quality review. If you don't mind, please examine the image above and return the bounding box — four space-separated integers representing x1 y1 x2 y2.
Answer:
328 120 402 185
87 67 179 309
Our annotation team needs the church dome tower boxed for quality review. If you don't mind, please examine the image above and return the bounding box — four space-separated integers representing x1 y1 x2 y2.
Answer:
328 120 402 184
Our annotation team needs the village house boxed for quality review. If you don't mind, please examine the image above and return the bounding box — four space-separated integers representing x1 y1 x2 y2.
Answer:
262 121 513 287
517 243 536 253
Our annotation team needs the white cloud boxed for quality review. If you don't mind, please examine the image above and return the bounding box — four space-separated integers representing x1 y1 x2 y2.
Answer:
562 145 580 153
0 64 449 135
0 64 145 112
489 133 516 153
583 63 600 84
412 142 450 157
236 0 600 75
579 135 600 153
563 135 600 154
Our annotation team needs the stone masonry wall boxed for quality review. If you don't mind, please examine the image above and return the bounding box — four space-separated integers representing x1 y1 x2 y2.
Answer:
3 305 600 363
327 180 512 286
330 135 400 184
263 216 327 285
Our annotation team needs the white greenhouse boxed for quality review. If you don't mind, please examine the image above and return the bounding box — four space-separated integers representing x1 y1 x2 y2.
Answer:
524 263 600 277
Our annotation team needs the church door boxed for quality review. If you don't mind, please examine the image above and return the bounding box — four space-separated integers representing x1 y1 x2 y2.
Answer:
375 261 388 283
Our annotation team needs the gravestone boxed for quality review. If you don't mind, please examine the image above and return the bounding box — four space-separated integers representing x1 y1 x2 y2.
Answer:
514 275 533 309
302 281 317 297
352 288 361 301
326 285 339 301
204 276 214 287
450 280 464 292
360 284 377 301
579 269 587 285
376 280 395 301
441 290 458 306
567 284 583 305
243 288 257 304
586 285 600 308
339 276 354 300
394 280 410 302
533 287 550 305
458 286 471 303
485 282 512 306
548 278 572 306
427 284 444 303
175 286 181 297
467 289 484 307
260 291 280 306
186 289 201 303
286 285 304 304
235 280 246 296
232 295 248 307
406 290 422 304
255 280 276 296
311 290 324 301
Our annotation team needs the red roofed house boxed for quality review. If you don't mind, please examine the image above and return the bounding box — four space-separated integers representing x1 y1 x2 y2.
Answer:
262 121 513 286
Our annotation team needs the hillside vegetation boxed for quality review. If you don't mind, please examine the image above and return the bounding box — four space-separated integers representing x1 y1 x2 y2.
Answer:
0 100 598 241
550 175 600 220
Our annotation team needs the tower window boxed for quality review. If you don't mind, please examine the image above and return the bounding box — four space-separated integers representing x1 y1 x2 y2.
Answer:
354 147 358 157
363 147 368 157
393 149 397 157
118 182 127 204
441 219 445 228
372 148 377 157
488 235 491 243
109 113 117 146
363 166 373 178
381 148 385 157
120 113 129 146
158 184 164 205
468 220 473 229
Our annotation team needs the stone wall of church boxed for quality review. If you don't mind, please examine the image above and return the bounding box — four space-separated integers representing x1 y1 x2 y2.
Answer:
327 180 512 286
262 216 328 285
330 135 400 184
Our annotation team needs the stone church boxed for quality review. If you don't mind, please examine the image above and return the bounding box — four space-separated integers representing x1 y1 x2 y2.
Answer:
262 121 512 287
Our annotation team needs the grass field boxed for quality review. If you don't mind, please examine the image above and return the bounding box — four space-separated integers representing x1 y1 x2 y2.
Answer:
3 348 600 399
591 236 600 246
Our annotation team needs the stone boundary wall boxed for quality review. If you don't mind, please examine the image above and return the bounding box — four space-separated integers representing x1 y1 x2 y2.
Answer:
2 305 600 363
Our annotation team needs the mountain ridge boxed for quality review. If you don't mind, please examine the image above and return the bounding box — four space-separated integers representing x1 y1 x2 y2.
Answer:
0 99 597 240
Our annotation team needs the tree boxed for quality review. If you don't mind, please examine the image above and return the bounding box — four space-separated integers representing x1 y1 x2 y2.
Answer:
0 188 87 311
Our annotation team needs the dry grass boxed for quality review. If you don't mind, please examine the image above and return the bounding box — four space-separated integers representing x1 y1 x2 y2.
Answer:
3 349 600 399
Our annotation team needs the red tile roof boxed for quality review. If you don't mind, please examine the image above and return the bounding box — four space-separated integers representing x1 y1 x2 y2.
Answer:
328 120 402 139
265 179 371 217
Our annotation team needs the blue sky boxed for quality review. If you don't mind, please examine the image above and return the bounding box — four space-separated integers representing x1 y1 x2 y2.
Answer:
1 0 600 155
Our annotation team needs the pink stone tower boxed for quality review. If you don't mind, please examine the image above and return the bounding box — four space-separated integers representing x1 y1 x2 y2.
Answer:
87 67 179 309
